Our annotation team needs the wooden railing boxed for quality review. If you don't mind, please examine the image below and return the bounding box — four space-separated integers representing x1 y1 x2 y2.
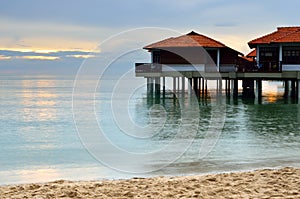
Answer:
237 61 283 72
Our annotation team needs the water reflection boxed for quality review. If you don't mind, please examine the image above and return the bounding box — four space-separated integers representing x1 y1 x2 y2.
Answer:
262 81 284 104
21 79 57 122
131 80 300 173
1 76 300 184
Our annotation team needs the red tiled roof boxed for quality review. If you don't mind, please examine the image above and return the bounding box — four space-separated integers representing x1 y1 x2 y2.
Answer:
248 27 300 48
144 31 227 49
239 56 253 62
246 49 256 57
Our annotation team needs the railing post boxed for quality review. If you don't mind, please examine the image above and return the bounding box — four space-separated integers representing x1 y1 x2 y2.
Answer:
279 61 282 72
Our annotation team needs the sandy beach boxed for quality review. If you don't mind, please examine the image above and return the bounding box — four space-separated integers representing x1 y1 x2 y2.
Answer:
0 167 299 198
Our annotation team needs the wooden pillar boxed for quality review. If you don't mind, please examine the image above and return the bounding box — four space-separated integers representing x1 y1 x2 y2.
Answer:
181 76 185 92
162 77 166 98
256 79 262 101
298 80 300 101
242 79 255 99
193 77 198 93
205 79 208 96
149 77 154 95
291 80 296 99
155 77 160 96
202 78 205 96
199 78 202 97
226 79 231 97
188 78 192 95
225 80 228 96
297 80 300 101
233 79 238 98
155 77 160 104
284 80 289 98
173 77 176 93
146 77 150 94
218 79 223 95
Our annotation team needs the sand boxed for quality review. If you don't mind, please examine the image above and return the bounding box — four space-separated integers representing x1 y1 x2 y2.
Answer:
0 167 299 199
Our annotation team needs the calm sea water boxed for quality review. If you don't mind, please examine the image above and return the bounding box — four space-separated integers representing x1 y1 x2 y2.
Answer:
0 75 300 185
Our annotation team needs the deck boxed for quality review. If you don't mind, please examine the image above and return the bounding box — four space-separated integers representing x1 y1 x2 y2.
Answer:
135 63 300 102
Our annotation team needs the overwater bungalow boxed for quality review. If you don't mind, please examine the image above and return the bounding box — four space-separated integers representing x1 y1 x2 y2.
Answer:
248 27 300 72
135 31 244 97
136 31 244 73
135 28 300 101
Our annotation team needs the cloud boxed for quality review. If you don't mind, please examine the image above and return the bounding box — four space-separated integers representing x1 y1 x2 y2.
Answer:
0 0 299 76
0 18 110 53
0 49 97 61
15 56 60 60
0 55 11 60
1 0 297 28
66 54 96 59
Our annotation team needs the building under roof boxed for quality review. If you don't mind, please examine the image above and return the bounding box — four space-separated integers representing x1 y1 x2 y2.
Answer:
144 31 242 56
248 27 300 48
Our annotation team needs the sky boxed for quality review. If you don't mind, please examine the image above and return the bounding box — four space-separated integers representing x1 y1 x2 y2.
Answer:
1 0 300 75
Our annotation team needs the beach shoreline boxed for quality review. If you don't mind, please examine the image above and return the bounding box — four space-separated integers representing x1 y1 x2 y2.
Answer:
0 167 299 198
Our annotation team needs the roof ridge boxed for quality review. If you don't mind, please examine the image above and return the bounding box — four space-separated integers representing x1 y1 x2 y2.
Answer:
277 26 300 31
143 31 243 55
190 32 226 47
248 30 278 44
143 37 174 49
272 28 300 42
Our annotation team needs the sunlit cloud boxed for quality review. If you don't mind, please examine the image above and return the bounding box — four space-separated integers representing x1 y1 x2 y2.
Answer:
34 49 60 54
0 55 11 60
0 49 100 61
16 55 60 60
66 54 96 59
0 18 107 54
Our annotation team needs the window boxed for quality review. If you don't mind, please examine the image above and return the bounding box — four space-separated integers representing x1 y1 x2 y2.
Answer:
283 46 300 64
259 47 279 62
152 51 160 63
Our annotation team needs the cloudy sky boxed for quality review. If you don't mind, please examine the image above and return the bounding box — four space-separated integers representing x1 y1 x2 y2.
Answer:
1 0 299 75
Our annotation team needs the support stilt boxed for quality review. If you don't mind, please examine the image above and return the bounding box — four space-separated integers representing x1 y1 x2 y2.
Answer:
233 79 238 98
202 78 205 97
188 78 192 95
155 77 160 96
284 80 289 98
162 77 166 98
291 80 296 99
256 79 262 103
173 77 176 94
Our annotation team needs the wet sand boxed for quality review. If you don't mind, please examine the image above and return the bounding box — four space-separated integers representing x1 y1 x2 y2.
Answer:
0 167 299 198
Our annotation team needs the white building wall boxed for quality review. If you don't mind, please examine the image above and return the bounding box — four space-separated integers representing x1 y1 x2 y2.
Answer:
282 65 300 71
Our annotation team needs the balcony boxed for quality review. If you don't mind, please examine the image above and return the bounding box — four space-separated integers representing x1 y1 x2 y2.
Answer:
135 63 213 74
258 61 282 72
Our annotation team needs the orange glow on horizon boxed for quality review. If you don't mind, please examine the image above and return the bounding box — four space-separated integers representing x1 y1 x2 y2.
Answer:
16 55 60 60
34 49 59 53
0 47 100 53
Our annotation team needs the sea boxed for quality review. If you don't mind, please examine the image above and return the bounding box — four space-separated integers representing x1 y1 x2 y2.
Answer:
0 75 300 185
